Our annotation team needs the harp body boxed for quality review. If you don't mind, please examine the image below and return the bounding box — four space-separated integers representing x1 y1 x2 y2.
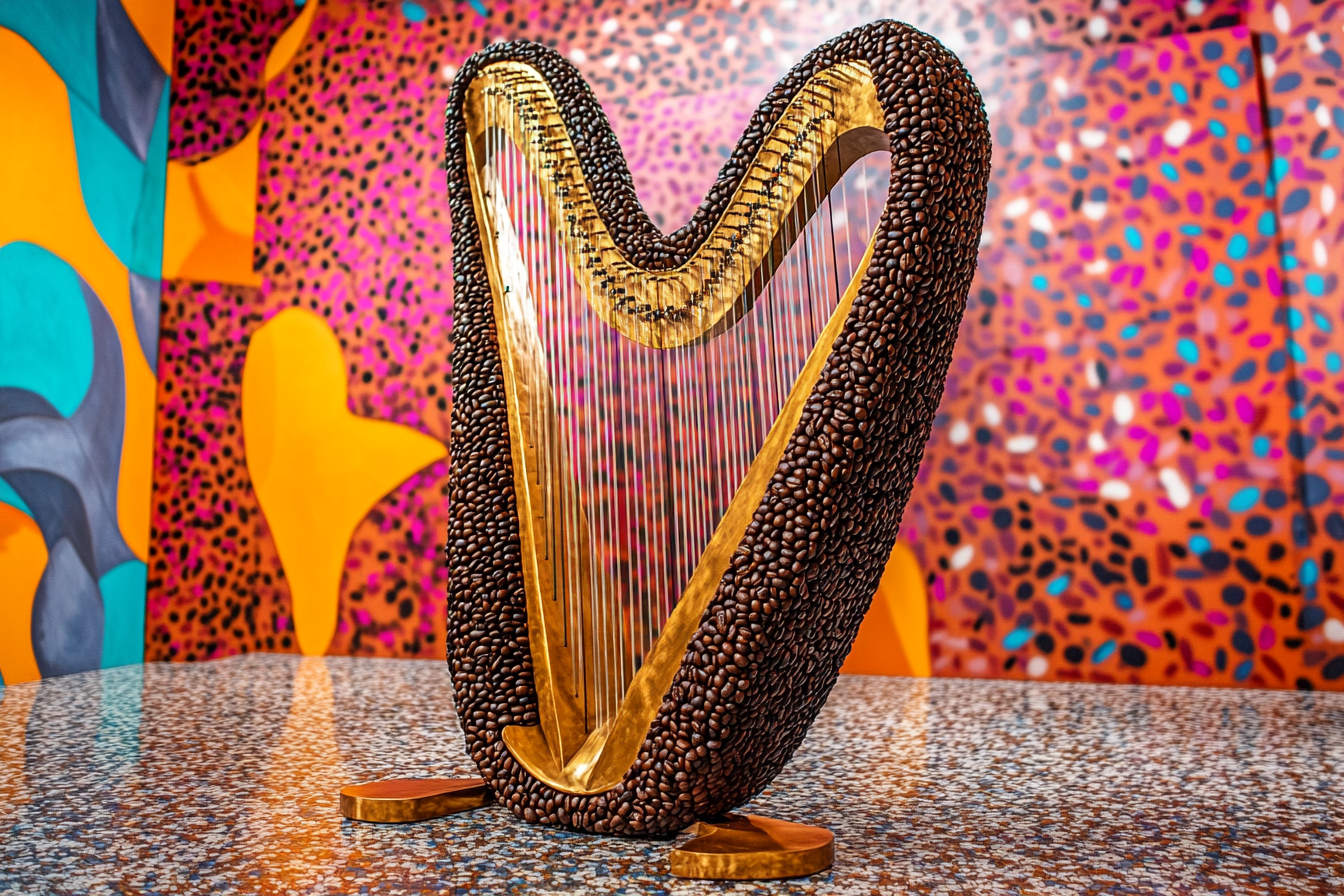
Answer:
446 21 990 835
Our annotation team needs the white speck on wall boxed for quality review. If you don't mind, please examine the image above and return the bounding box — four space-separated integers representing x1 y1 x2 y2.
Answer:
1273 2 1290 33
1027 656 1048 677
1314 239 1327 268
983 403 1003 426
1012 17 1032 40
1083 201 1107 221
1307 31 1324 54
1029 209 1054 233
759 27 774 45
1324 618 1344 643
1079 129 1106 149
1088 431 1107 452
1323 184 1336 215
1184 0 1205 15
601 17 619 34
1028 474 1044 494
1087 16 1109 39
569 48 587 64
723 35 739 53
1159 467 1192 508
1006 435 1038 454
1262 53 1277 79
948 420 970 444
1316 104 1332 128
1052 76 1070 96
1163 119 1192 148
950 544 975 570
1113 393 1135 425
1004 197 1030 218
1100 480 1131 500
1056 140 1074 162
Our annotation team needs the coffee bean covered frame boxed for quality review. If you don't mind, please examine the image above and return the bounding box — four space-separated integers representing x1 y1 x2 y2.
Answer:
444 19 991 836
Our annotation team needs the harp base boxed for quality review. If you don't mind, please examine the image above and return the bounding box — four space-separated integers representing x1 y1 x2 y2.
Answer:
339 777 493 823
669 814 835 880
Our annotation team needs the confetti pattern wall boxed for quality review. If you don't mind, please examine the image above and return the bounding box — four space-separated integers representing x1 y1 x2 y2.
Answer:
137 0 1344 691
0 1 174 684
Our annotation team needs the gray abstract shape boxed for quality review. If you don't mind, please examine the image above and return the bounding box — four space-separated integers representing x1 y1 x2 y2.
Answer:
1 470 97 578
0 277 135 580
128 271 160 372
32 538 105 677
96 0 166 161
0 387 62 424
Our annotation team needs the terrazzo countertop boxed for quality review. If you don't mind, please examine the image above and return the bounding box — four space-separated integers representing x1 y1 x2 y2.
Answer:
1 655 1341 895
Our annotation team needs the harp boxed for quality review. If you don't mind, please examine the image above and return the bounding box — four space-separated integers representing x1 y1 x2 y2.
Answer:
442 21 989 844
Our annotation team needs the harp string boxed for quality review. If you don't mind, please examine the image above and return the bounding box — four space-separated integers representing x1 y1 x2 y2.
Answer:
481 84 888 732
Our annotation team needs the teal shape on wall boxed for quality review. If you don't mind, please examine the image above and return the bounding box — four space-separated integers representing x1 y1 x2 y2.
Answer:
0 242 95 417
99 560 147 669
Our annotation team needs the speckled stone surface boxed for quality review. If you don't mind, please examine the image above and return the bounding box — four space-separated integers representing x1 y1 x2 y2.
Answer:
1 655 1341 895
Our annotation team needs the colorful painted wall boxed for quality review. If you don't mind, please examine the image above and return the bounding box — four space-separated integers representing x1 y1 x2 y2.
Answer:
0 1 174 684
5 0 1344 691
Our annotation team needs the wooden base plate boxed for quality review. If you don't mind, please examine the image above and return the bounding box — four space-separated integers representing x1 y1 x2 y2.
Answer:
669 814 834 880
339 777 493 823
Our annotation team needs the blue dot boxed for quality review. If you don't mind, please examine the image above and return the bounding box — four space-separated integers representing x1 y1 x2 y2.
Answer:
1046 574 1071 597
1077 293 1092 308
1092 640 1117 664
1218 65 1241 88
401 0 428 21
1313 310 1333 332
1252 435 1271 457
1304 274 1325 296
1114 591 1134 611
1227 233 1248 260
1189 534 1212 554
1288 339 1307 363
1213 264 1234 287
1003 629 1034 650
1327 352 1341 374
1228 487 1260 513
1172 382 1192 396
1031 274 1048 290
1180 223 1203 236
1287 307 1304 330
1209 120 1227 138
1236 134 1253 153
1175 338 1199 363
1283 188 1311 214
1301 558 1319 586
1124 226 1143 250
1300 473 1331 507
1120 324 1140 339
1160 163 1180 182
1272 157 1290 183
1234 659 1254 682
1171 83 1189 104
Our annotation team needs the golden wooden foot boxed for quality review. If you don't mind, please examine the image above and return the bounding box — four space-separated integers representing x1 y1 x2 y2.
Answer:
669 814 834 880
339 777 493 823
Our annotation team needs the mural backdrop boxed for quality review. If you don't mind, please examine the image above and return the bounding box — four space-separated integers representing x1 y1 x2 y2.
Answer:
4 0 1344 691
0 0 174 683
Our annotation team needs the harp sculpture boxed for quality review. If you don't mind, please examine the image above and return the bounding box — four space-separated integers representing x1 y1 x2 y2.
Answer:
340 20 989 880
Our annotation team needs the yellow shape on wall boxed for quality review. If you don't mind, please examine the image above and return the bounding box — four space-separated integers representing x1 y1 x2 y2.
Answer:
161 124 262 286
840 540 931 677
160 0 318 286
242 308 447 656
0 504 46 685
264 0 319 81
119 0 176 73
0 29 155 561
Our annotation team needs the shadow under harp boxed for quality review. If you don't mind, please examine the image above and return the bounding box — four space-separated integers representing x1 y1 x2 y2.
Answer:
445 20 989 836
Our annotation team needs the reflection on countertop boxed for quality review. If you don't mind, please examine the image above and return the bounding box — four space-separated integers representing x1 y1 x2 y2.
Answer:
1 654 1341 894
